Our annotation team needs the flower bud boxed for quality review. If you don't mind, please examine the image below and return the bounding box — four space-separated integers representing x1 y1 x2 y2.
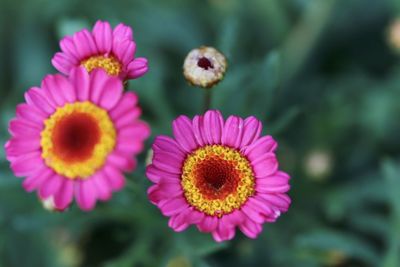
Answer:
183 46 227 88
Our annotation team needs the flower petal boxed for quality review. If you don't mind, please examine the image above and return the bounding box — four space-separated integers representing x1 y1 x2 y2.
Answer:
158 197 189 216
54 179 74 210
70 67 91 101
73 29 98 58
98 75 123 110
113 23 133 41
242 136 277 161
38 174 63 199
91 172 112 201
152 135 185 158
221 115 244 148
197 216 218 232
92 20 112 53
10 152 44 177
75 179 97 211
127 58 148 79
241 116 262 147
103 165 126 191
113 39 135 66
172 115 197 153
24 87 55 114
22 168 53 192
203 110 224 145
51 52 77 75
109 92 138 119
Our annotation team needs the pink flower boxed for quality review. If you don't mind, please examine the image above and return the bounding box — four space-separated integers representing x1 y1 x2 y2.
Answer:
146 110 291 242
52 20 148 81
5 67 150 211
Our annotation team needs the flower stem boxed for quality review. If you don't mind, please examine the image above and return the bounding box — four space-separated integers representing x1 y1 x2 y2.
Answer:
203 89 212 112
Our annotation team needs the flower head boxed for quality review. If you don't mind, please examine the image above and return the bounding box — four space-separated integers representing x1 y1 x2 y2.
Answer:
5 67 150 211
52 20 148 81
388 18 400 52
183 46 227 88
146 110 291 242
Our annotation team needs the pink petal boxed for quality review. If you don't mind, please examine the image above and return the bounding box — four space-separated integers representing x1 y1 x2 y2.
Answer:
152 151 183 174
258 194 291 212
239 217 262 239
98 75 123 110
114 107 141 128
186 208 205 224
212 218 235 242
203 110 224 145
172 115 198 153
22 168 53 192
106 152 137 172
51 52 77 75
119 121 150 140
103 165 126 191
242 136 277 161
38 174 63 199
73 29 98 58
127 58 148 79
241 116 262 147
91 172 112 201
158 197 189 216
192 115 206 146
146 165 180 184
225 209 245 225
152 135 185 158
113 23 133 41
92 20 112 54
60 36 79 60
109 92 138 119
9 119 40 138
24 87 55 114
89 68 110 104
197 216 218 232
241 200 269 224
251 153 279 178
75 179 97 211
256 171 290 193
70 67 91 101
16 103 46 125
54 179 74 210
5 138 40 158
41 74 69 106
168 208 190 232
221 115 244 149
10 152 44 177
148 185 163 204
113 39 135 66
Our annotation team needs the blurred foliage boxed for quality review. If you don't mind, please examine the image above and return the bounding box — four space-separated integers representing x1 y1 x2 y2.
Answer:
1 0 400 266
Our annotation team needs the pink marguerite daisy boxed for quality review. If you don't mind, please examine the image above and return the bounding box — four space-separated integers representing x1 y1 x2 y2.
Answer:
52 20 148 81
146 110 291 242
5 67 150 211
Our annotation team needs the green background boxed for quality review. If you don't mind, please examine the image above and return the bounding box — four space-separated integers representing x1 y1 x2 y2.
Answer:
1 0 400 266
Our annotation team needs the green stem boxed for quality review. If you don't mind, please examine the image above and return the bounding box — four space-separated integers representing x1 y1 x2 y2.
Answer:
203 89 212 112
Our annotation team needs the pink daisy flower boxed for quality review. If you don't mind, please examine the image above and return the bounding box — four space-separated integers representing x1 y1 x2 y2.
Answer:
5 67 150 211
52 20 148 81
146 110 291 242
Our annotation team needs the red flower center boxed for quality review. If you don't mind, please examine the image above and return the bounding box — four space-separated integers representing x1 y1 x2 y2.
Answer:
194 156 240 200
197 57 213 70
52 112 100 163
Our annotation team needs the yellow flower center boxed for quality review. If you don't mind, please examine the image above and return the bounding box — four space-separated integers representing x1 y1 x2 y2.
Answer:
181 145 255 217
81 55 122 76
40 101 116 179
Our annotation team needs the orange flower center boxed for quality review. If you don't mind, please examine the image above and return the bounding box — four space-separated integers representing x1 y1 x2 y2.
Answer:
181 145 255 217
81 55 122 76
41 102 116 179
51 113 100 163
